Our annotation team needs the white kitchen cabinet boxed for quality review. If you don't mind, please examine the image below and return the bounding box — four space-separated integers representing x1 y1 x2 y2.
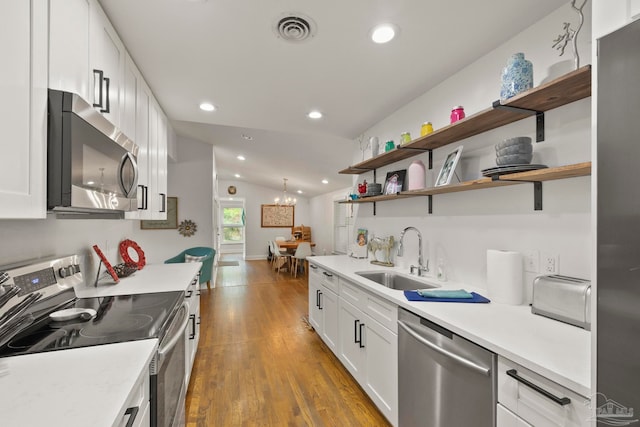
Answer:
0 0 47 218
337 284 398 426
116 359 151 427
147 100 168 220
497 356 590 427
89 0 124 127
307 264 339 354
185 275 201 387
120 53 138 144
497 404 533 427
125 74 151 219
155 110 169 219
48 0 90 100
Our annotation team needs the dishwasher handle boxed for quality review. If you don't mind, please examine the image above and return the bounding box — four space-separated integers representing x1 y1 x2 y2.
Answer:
398 319 491 377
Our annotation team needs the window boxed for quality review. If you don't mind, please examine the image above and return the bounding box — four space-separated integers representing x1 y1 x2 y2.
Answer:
222 207 244 243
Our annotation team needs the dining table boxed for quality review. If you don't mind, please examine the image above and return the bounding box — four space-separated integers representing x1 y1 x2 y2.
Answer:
276 240 316 251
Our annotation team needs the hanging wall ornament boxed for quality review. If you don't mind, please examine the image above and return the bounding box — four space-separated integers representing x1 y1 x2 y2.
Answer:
178 220 197 237
552 0 587 70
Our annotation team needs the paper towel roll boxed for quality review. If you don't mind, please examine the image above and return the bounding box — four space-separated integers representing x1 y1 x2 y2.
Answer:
486 249 523 305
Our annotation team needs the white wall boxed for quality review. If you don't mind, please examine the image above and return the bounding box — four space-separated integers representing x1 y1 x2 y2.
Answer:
0 135 213 281
343 3 593 302
218 179 311 259
309 186 352 256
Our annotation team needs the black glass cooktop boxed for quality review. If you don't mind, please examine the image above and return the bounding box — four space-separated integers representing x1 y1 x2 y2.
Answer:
0 291 184 358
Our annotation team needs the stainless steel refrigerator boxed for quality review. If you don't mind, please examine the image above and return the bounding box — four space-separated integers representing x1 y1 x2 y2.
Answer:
597 17 640 426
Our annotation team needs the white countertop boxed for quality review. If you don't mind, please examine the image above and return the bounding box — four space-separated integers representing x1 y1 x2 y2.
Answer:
309 255 591 397
0 339 158 427
75 262 201 298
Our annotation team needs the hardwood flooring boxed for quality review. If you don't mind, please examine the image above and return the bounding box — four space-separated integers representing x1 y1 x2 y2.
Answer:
185 256 391 427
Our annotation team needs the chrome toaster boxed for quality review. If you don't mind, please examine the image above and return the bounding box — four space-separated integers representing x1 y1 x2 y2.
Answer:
531 275 591 330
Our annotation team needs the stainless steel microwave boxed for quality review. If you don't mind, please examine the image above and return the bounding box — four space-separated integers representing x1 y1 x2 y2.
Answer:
47 89 139 217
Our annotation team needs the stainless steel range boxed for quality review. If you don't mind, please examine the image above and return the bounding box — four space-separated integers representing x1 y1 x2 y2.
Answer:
0 255 189 427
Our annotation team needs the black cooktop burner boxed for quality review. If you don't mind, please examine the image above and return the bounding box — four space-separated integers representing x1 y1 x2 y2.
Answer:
0 291 184 358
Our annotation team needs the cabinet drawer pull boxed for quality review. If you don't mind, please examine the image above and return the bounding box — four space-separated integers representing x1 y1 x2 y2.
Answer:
323 272 333 278
310 264 318 270
358 323 365 348
185 290 193 298
189 314 196 339
124 406 139 427
506 369 571 406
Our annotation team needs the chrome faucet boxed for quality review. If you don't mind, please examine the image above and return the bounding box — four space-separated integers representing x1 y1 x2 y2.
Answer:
397 226 429 276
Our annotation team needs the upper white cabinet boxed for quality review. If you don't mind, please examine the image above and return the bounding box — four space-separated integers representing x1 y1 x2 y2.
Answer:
89 0 124 127
0 0 48 218
49 0 90 101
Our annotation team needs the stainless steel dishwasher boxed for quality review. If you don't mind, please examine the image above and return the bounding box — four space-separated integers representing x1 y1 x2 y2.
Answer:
397 308 496 427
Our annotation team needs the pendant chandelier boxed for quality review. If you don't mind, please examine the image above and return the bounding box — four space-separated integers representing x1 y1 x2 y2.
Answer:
274 178 296 206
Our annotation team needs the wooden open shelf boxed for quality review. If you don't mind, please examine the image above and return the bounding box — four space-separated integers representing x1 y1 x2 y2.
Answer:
340 162 591 204
339 65 592 175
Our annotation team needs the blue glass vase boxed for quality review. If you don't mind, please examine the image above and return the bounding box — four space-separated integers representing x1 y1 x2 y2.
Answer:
500 53 533 101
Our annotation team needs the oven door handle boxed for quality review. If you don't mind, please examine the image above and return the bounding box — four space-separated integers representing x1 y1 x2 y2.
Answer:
158 302 189 359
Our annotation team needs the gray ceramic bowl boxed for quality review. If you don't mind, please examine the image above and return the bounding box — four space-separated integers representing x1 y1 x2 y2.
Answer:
496 136 532 151
496 153 533 165
496 143 533 156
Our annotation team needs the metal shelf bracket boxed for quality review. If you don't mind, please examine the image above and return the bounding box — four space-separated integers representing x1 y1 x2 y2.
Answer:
492 176 543 210
492 100 545 142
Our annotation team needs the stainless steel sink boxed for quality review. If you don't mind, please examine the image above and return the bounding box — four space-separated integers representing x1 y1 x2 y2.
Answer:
355 271 439 291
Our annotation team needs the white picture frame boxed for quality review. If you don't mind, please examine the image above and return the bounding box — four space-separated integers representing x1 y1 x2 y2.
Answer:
435 146 463 187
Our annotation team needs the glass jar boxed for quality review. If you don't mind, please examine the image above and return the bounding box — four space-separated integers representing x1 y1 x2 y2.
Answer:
400 132 412 145
450 106 465 124
385 140 395 152
420 122 434 137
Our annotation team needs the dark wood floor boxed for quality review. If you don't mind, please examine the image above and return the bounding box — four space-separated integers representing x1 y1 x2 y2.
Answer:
185 256 391 426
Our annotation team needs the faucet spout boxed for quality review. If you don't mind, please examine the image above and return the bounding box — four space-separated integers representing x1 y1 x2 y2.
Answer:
397 226 428 275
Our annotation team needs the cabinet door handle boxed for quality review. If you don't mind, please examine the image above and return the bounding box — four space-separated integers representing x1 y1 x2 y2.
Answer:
137 185 145 210
358 323 365 348
143 185 148 210
185 290 193 298
315 289 320 308
318 291 323 310
124 406 139 427
189 314 196 339
159 193 166 212
506 369 571 406
354 319 360 344
101 76 110 113
93 69 104 109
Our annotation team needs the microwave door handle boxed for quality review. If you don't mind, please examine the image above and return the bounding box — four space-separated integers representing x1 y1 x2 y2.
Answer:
118 152 139 198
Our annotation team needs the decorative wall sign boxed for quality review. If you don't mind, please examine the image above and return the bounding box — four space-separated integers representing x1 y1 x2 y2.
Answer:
178 219 197 237
140 197 178 229
261 204 295 228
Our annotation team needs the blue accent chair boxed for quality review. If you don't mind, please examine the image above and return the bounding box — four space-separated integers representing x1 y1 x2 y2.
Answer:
164 247 216 289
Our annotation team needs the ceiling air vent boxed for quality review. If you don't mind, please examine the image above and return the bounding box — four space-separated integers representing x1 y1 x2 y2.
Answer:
274 13 316 42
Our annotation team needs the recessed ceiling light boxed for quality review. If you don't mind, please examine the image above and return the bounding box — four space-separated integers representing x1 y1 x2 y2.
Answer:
297 190 303 194
234 174 241 178
241 134 253 141
199 102 216 112
308 110 323 119
321 179 329 184
371 24 397 44
237 155 245 161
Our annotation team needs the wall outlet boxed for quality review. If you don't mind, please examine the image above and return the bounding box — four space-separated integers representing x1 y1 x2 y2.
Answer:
541 253 559 274
524 250 539 273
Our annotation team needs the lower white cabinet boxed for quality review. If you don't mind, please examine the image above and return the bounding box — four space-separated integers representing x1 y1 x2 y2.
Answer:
308 263 397 426
497 356 590 427
185 275 201 386
117 361 150 427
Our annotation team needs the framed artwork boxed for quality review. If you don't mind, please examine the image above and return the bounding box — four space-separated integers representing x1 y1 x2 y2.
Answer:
140 197 178 229
435 146 463 187
383 170 406 195
261 204 295 228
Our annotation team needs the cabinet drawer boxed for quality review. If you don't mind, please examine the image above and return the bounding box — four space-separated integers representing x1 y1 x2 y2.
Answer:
365 293 397 333
497 403 532 427
498 357 590 427
117 366 150 427
340 277 364 310
320 269 339 293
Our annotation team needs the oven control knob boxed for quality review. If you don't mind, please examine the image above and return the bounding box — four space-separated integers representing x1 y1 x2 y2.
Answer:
58 267 69 278
72 264 81 273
